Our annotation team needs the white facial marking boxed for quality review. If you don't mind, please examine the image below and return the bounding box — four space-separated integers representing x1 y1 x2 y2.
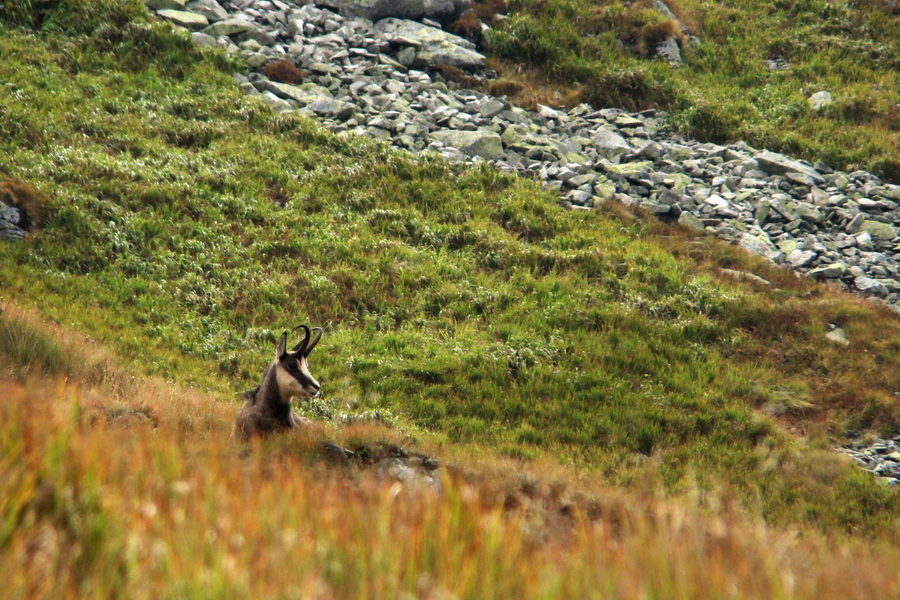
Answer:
275 363 303 400
300 357 320 391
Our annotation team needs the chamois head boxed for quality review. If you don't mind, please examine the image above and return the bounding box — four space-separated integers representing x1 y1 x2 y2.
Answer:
273 324 322 400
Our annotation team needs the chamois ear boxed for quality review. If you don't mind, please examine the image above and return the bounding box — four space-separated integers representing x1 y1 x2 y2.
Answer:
276 331 288 359
304 327 323 356
291 324 311 353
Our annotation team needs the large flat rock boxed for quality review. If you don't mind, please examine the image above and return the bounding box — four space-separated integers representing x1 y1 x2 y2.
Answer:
259 81 333 104
157 9 209 30
320 0 471 23
432 130 504 161
375 18 484 70
754 151 825 184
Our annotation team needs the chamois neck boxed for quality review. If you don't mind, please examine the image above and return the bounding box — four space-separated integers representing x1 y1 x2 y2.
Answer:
256 362 293 418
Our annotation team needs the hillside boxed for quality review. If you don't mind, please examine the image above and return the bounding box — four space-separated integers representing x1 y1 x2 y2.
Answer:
1 0 899 597
478 0 900 181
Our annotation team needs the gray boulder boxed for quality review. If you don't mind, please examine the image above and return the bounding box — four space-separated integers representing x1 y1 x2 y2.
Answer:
185 0 228 22
320 0 471 24
432 130 504 161
157 9 209 30
0 202 26 241
259 81 333 104
591 127 633 158
146 0 187 9
754 151 825 185
202 17 254 37
855 277 889 298
375 18 485 70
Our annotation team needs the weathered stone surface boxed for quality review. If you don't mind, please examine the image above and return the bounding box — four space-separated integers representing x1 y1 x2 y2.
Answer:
677 211 705 233
375 18 484 69
157 9 209 29
737 232 776 256
788 250 816 268
307 98 356 120
825 327 850 346
809 90 833 111
855 277 889 297
591 127 632 158
860 220 897 240
185 0 228 22
202 17 254 37
321 0 471 23
259 81 333 104
808 263 848 279
656 36 682 66
604 161 653 179
0 201 26 241
146 0 187 9
755 151 825 184
432 130 504 160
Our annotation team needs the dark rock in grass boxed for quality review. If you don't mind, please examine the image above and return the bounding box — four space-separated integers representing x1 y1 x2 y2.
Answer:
0 180 48 241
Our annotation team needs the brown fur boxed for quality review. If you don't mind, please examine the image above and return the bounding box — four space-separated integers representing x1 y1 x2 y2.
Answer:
262 60 305 85
233 328 322 442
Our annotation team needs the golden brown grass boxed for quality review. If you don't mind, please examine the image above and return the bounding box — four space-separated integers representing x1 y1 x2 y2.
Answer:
484 58 585 110
2 308 900 599
3 376 900 599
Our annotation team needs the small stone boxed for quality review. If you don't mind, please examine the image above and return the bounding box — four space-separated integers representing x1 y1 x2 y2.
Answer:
677 212 706 233
202 18 254 37
431 130 504 161
185 0 228 22
754 199 771 225
860 220 897 240
809 90 833 111
537 104 560 120
808 263 848 279
825 328 850 346
157 9 209 29
845 213 865 234
854 277 889 297
479 99 506 119
755 151 825 184
614 114 643 128
737 232 776 256
788 250 816 268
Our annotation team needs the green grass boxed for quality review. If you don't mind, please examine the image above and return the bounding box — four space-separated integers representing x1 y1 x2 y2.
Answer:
0 1 899 538
483 0 900 180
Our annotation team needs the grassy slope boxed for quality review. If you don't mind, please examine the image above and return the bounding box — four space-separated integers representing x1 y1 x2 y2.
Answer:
482 0 900 181
3 366 899 599
0 0 899 548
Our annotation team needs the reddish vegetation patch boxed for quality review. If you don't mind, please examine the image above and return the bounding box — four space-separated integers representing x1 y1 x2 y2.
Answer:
0 179 49 231
449 0 509 43
262 60 305 84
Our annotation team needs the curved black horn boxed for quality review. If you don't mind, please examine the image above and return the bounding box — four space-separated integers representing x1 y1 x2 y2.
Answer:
291 324 311 353
304 327 323 356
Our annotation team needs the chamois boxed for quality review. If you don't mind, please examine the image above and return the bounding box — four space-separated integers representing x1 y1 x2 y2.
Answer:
233 325 323 441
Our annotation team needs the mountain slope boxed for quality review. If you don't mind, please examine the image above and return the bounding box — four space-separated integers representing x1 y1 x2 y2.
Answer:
479 0 900 181
0 0 899 545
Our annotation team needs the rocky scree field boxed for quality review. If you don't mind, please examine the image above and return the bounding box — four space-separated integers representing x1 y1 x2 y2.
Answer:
478 0 900 182
142 0 900 310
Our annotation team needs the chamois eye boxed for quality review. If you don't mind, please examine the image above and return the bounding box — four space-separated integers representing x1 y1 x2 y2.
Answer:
288 361 298 370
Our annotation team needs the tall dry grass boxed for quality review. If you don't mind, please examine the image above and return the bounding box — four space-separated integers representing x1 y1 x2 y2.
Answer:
1 375 898 600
